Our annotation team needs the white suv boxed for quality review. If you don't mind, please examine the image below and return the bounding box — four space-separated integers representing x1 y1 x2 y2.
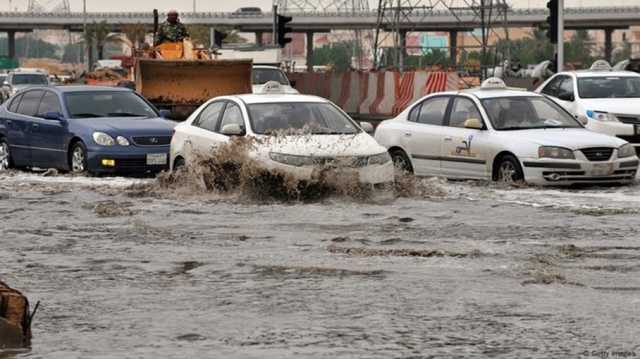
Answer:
535 61 640 156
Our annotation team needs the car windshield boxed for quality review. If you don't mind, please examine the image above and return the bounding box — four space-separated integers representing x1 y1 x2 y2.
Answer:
247 102 360 135
65 92 158 119
577 76 640 98
252 68 289 85
482 96 582 130
12 74 48 85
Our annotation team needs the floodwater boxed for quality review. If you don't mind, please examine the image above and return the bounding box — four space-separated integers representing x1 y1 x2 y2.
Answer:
1 170 640 358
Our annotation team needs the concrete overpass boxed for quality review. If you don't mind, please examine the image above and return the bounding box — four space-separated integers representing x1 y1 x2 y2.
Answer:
1 6 638 63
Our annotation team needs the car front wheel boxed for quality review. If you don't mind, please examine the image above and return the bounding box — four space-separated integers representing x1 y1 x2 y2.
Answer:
70 142 88 174
0 138 12 171
390 149 413 174
495 154 524 184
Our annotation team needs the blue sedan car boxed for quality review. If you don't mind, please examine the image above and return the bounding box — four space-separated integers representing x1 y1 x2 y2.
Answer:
0 86 176 175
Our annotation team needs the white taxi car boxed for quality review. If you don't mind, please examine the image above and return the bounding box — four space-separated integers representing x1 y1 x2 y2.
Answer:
170 85 393 185
535 60 640 157
375 78 639 185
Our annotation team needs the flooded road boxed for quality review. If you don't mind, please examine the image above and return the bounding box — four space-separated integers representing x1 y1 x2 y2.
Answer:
1 171 639 358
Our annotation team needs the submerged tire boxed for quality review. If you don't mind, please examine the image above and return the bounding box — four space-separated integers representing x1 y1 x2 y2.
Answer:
495 154 524 184
173 157 185 171
390 149 413 174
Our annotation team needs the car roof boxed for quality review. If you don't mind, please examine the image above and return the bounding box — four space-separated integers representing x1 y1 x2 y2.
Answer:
561 70 640 78
231 93 327 104
459 87 542 99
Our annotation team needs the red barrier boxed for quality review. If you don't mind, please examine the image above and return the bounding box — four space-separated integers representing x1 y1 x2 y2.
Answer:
289 70 459 118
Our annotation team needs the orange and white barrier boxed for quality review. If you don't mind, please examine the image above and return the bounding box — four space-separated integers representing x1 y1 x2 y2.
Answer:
288 70 459 118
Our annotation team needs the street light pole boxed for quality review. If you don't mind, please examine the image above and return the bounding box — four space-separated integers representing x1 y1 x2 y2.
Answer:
557 0 564 72
83 0 87 70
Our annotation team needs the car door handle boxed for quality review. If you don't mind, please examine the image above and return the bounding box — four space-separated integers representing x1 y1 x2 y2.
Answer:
184 139 192 145
32 123 39 129
444 137 453 142
404 132 412 137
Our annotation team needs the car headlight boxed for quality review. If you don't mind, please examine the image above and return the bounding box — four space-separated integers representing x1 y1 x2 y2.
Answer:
367 152 392 165
116 136 130 146
538 146 575 159
269 152 315 167
92 132 115 146
618 143 636 158
586 110 618 122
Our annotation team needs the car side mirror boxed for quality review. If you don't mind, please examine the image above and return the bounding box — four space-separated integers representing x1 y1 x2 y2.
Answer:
558 91 574 102
289 79 296 87
576 115 589 125
359 122 374 133
220 123 245 136
159 109 171 119
463 118 484 130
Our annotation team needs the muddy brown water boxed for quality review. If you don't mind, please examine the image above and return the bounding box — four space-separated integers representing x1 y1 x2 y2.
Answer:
1 171 640 358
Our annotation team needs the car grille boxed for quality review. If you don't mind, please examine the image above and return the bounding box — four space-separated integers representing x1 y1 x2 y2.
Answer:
132 136 172 146
312 156 368 168
616 114 640 125
580 147 613 161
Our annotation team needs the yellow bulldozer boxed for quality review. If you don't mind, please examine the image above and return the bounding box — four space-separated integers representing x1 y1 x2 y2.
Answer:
84 10 253 121
129 10 253 120
134 40 252 120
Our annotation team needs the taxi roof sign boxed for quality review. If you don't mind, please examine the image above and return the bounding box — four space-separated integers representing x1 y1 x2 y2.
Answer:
259 80 286 94
480 77 507 90
590 60 612 71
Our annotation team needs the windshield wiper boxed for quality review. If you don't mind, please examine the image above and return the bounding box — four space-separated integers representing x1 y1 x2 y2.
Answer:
107 112 149 117
72 113 102 118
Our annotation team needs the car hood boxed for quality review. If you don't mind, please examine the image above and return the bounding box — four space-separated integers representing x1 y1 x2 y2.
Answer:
498 128 628 149
253 132 386 157
579 98 640 115
77 117 177 136
252 84 299 94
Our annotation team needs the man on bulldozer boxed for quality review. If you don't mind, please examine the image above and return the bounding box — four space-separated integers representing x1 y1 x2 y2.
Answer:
155 10 189 45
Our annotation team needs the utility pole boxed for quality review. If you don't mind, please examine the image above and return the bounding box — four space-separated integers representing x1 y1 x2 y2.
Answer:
557 0 564 72
193 0 196 12
83 0 87 69
272 5 277 46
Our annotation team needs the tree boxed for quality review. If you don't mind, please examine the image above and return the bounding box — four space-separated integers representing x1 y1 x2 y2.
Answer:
310 41 354 71
84 21 111 61
495 28 553 67
564 30 594 67
404 49 450 69
186 25 248 47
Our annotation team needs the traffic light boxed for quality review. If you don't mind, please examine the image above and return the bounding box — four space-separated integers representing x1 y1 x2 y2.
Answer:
277 15 293 48
546 0 558 44
213 30 227 48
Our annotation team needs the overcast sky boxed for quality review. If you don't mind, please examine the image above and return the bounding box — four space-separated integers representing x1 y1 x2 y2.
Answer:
7 0 640 12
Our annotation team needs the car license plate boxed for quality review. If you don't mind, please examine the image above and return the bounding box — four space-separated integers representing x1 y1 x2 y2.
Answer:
146 153 167 166
591 163 613 176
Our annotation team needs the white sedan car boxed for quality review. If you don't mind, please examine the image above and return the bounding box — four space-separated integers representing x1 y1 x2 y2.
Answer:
535 61 640 156
375 78 639 186
170 90 394 185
